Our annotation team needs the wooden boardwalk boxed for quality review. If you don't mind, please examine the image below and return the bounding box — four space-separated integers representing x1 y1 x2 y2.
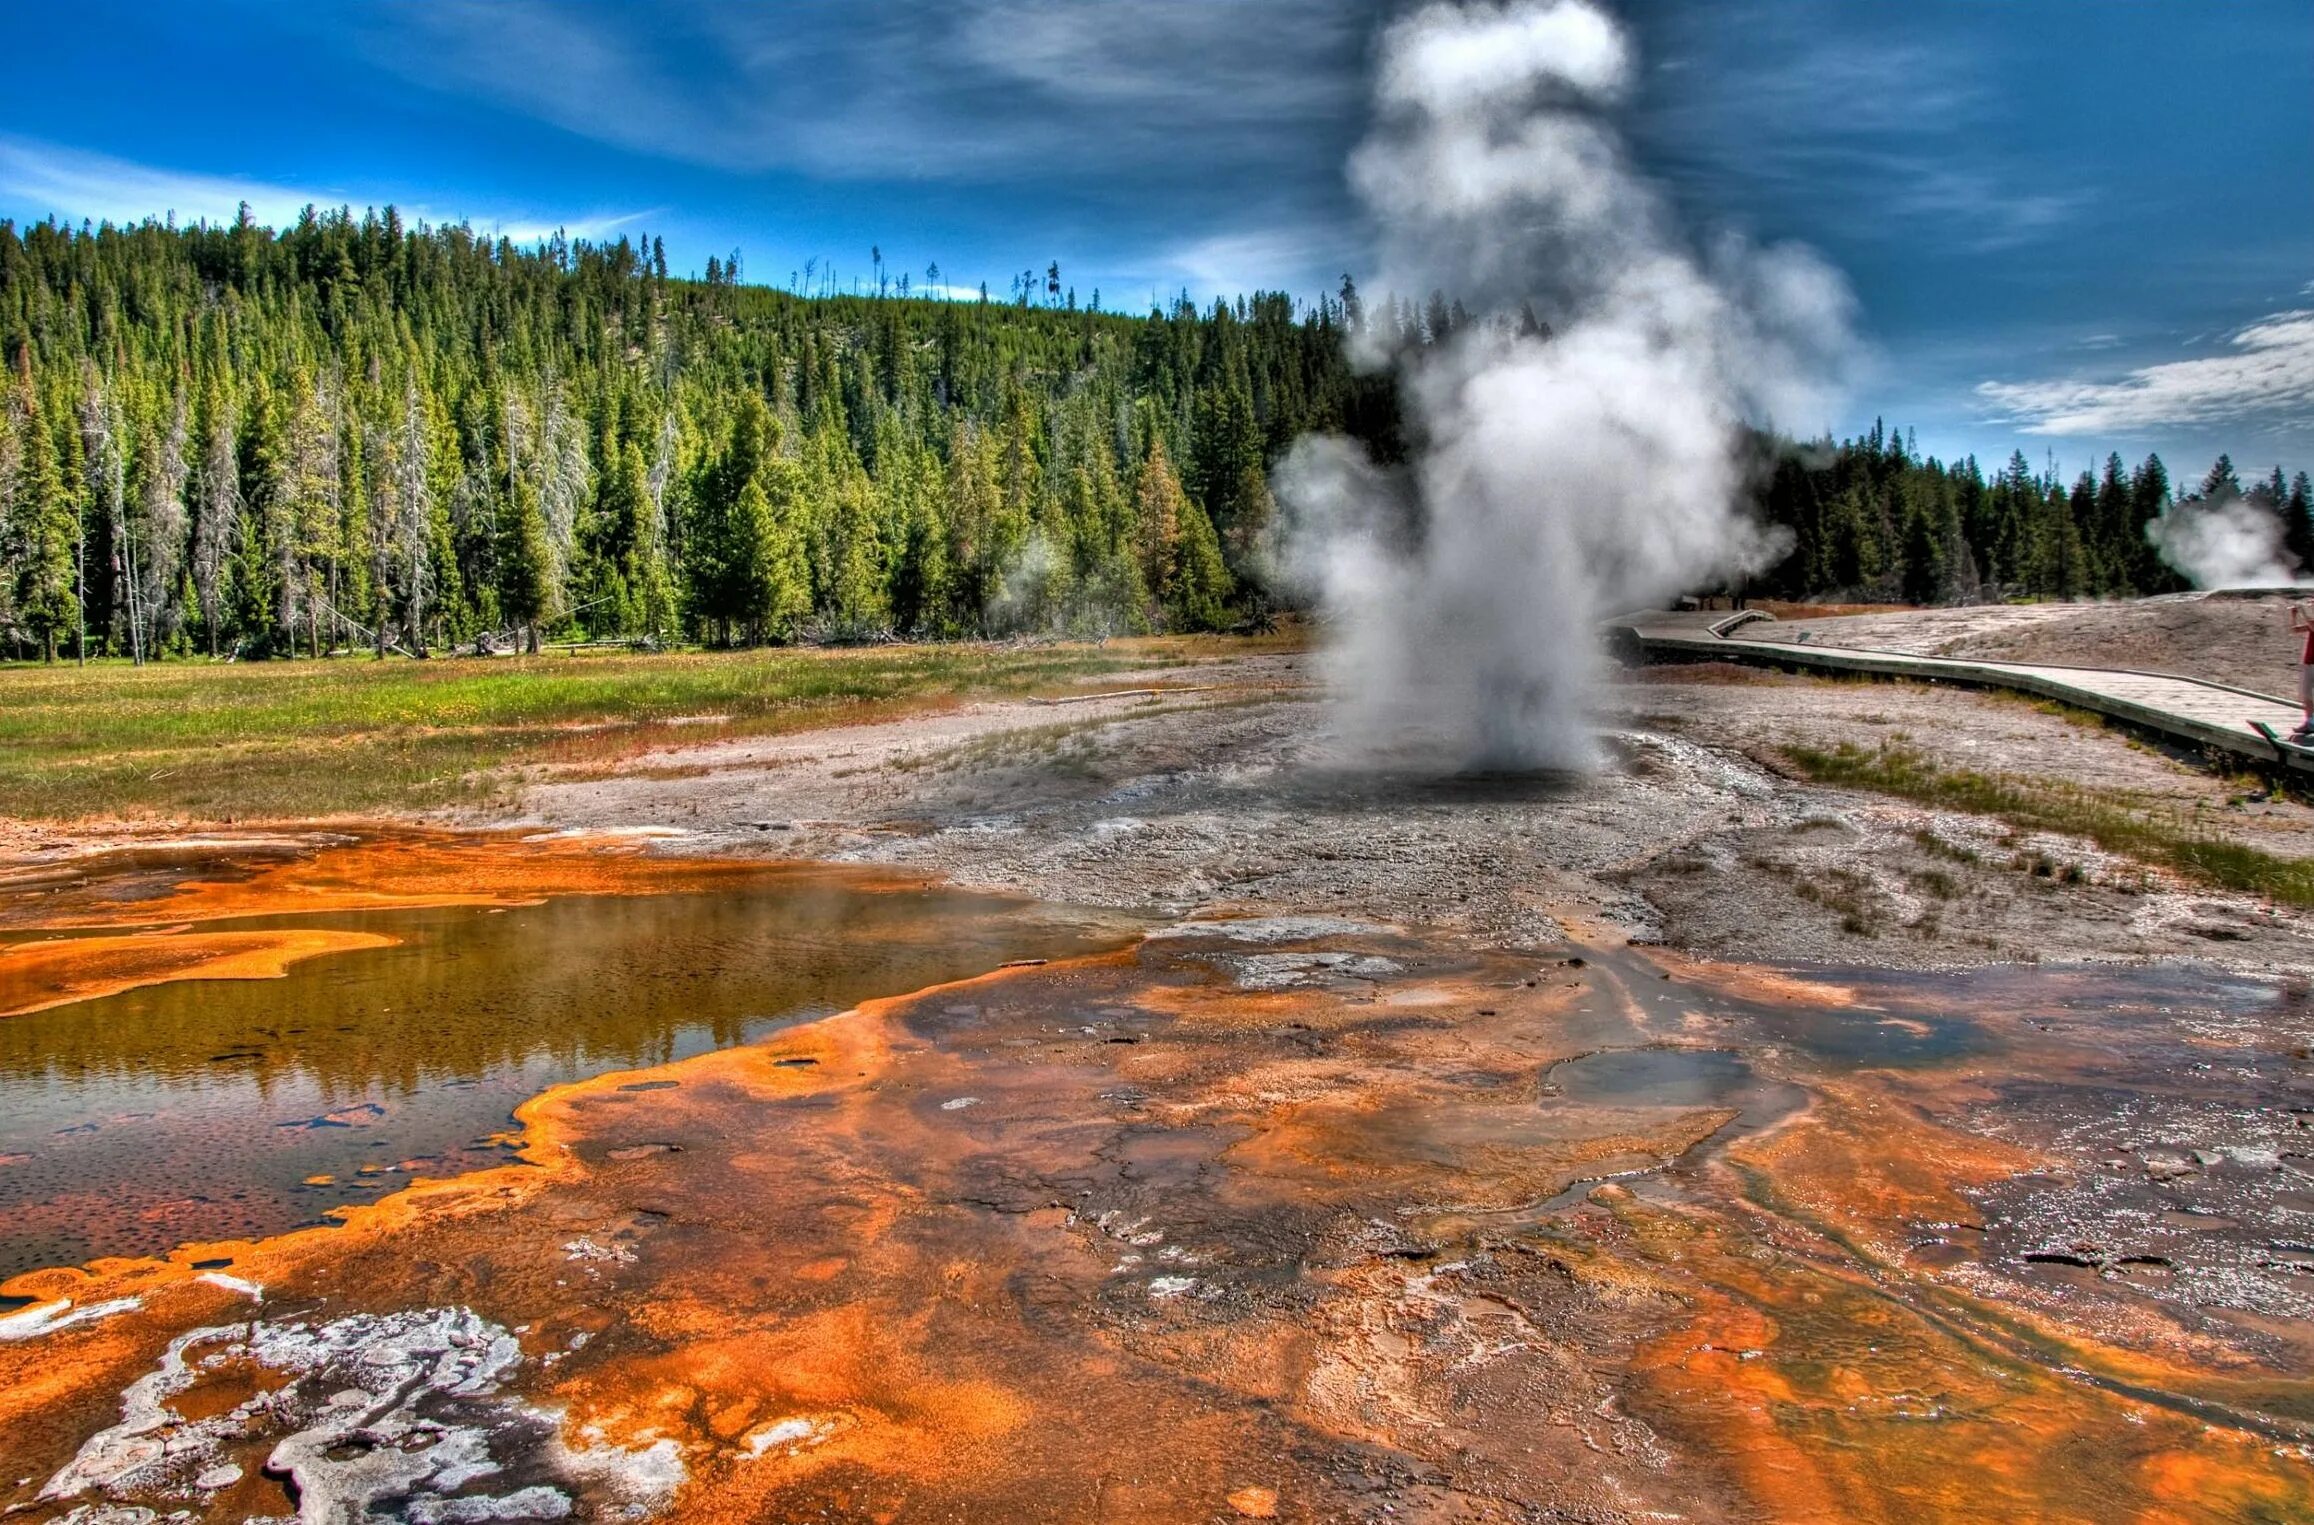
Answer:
1610 609 2314 773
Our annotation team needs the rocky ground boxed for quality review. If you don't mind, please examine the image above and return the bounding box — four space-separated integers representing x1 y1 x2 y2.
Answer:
496 642 2314 976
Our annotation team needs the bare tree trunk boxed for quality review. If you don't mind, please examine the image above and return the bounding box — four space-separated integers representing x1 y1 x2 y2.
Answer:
399 381 432 659
373 515 391 659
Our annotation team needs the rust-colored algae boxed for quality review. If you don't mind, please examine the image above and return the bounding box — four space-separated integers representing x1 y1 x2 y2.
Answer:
2 877 2308 1521
0 927 400 1017
0 826 886 933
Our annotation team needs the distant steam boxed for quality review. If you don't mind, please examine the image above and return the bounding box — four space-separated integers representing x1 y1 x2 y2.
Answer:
2146 500 2306 591
1281 0 1855 770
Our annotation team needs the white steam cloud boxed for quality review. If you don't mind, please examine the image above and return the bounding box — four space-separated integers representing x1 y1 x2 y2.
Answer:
1281 0 1856 770
2145 501 2306 591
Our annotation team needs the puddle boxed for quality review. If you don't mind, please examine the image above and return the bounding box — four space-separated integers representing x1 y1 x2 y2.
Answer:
1546 1046 1750 1107
0 839 1134 1277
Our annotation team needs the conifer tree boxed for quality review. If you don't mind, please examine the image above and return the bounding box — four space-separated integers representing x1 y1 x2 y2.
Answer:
1222 462 1277 588
887 437 953 638
6 205 2304 653
2286 472 2314 576
498 478 552 653
2093 454 2132 593
2199 454 2243 503
12 390 76 661
187 390 239 650
753 457 812 642
2129 455 2177 593
0 378 20 644
1167 499 1234 633
942 420 1002 630
1132 434 1187 616
599 440 674 641
824 462 890 635
726 479 782 641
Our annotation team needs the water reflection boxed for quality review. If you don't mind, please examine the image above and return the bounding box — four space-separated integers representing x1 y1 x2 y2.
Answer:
0 852 1134 1277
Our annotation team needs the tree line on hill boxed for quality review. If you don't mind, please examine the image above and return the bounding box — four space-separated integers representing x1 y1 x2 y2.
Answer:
0 207 2304 662
1748 421 2311 606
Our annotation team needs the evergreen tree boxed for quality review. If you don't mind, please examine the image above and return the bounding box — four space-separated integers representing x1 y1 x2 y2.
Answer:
593 440 651 636
1189 379 1263 576
12 389 76 660
2199 454 2243 503
726 476 810 643
2285 472 2314 577
1895 476 1945 606
1132 433 1187 620
498 478 552 653
2129 455 2177 592
2092 454 2132 593
942 420 1003 632
823 460 889 636
2 206 2302 655
887 444 954 639
1167 500 1234 632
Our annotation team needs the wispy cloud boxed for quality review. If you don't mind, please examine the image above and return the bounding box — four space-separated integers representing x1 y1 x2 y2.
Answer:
1977 309 2314 435
356 0 1376 189
1637 0 2092 252
0 136 652 243
1156 226 1349 301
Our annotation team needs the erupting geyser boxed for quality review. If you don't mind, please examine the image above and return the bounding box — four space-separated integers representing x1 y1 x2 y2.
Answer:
1282 0 1857 770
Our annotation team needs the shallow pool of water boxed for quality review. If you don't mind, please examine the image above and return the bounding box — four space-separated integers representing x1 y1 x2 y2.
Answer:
1546 1047 1751 1107
0 848 1134 1278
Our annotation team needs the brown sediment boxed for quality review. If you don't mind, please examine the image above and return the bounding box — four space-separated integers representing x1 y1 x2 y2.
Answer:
1618 1202 2314 1525
0 927 400 1017
0 827 852 933
4 924 2310 1523
1729 1075 2037 1253
1646 952 1868 1011
1730 1081 2314 1421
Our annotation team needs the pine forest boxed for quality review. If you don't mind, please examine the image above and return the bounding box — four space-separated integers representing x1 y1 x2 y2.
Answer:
1 208 2306 663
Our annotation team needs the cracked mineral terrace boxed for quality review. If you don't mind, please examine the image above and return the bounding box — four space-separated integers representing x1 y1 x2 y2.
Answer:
3 642 2312 1522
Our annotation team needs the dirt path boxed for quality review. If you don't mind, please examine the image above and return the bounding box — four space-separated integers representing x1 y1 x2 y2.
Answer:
1744 590 2307 695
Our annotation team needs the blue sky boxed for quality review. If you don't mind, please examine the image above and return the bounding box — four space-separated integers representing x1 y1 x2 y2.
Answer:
2 0 2307 480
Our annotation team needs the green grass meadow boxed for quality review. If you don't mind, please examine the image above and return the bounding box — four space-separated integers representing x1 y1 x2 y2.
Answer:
0 640 1246 822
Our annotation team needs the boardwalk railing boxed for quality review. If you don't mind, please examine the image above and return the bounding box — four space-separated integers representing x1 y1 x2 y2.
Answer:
1608 610 2313 773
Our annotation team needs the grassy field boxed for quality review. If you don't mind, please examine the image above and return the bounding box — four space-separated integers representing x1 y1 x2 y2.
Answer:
0 638 1274 823
1783 737 2314 907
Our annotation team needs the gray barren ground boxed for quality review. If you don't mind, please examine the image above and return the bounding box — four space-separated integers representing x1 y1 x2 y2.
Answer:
1743 590 2307 696
497 645 2314 974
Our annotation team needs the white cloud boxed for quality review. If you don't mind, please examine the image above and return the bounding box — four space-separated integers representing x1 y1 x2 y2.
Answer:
1157 226 1347 299
0 137 309 230
357 0 1374 187
0 136 652 244
1638 5 2089 253
1976 309 2314 436
960 1 1361 119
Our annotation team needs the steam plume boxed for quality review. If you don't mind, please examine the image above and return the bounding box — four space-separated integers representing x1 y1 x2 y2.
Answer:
1281 0 1855 770
2146 500 2306 591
